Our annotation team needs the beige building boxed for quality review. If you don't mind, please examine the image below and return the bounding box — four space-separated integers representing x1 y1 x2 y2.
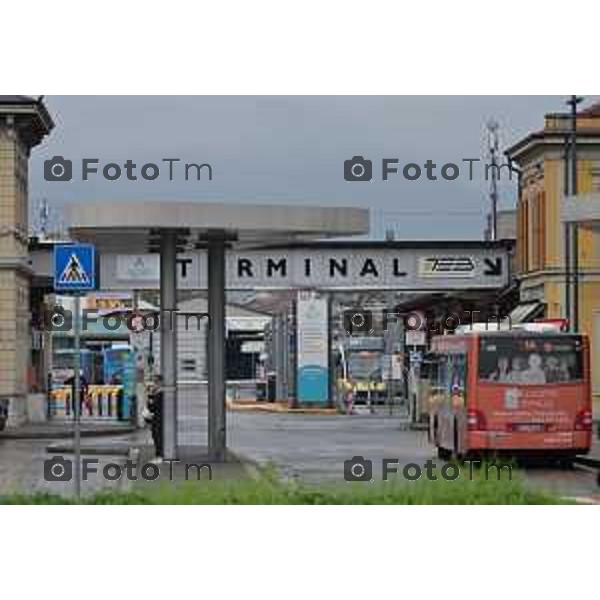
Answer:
507 102 600 405
0 96 53 427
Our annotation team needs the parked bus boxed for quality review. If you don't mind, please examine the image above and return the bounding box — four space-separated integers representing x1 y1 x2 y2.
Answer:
337 337 386 404
428 328 592 462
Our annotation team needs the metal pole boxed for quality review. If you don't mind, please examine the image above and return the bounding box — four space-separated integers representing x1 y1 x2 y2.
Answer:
275 313 285 402
565 223 571 326
563 110 573 330
566 95 583 332
570 95 580 332
569 95 580 197
281 311 289 403
160 230 178 459
573 223 579 332
208 235 226 461
73 293 82 501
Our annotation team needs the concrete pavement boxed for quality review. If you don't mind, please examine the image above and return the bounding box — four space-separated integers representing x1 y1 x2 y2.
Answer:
1 384 599 501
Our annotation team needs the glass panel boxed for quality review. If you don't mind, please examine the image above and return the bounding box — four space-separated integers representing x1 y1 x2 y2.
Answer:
479 335 584 384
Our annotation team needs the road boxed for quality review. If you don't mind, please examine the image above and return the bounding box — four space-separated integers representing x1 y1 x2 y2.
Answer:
184 385 600 500
0 384 598 501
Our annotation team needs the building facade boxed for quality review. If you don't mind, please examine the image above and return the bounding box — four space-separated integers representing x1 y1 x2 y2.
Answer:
0 97 53 426
507 102 600 402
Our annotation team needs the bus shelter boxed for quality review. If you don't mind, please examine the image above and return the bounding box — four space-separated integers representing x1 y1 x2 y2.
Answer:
67 201 369 460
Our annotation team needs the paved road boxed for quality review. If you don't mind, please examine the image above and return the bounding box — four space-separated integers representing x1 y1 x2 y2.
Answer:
181 385 600 500
0 431 147 497
0 384 598 501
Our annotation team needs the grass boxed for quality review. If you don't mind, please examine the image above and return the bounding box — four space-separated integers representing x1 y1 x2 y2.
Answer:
0 466 567 504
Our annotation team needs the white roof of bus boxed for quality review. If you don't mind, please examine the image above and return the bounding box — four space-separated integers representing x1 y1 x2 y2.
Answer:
454 322 566 334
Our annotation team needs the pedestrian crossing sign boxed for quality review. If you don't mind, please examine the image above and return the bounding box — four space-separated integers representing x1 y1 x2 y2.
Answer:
54 244 96 291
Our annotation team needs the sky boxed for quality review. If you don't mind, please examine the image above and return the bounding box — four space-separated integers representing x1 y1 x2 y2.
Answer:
28 95 598 240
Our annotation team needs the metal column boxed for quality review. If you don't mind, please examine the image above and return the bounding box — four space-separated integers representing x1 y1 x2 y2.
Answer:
275 313 286 402
160 230 178 460
281 311 289 403
208 235 226 461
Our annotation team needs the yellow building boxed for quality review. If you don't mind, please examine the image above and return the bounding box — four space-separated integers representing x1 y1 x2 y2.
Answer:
0 96 53 426
507 102 600 408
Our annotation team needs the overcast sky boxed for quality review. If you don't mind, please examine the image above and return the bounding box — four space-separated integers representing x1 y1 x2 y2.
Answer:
28 95 598 240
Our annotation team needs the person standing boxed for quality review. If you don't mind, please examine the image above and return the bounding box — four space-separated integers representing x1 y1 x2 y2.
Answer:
147 376 164 458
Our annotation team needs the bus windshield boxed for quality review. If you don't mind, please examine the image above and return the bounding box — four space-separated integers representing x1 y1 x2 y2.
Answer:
347 352 381 381
479 335 584 384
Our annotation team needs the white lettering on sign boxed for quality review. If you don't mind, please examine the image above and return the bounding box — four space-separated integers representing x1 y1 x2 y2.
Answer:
418 256 476 277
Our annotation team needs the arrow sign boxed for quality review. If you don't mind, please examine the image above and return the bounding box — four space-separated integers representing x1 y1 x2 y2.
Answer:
483 257 503 277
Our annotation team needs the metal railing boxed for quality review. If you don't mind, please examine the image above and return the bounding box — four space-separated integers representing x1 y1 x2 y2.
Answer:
48 385 127 420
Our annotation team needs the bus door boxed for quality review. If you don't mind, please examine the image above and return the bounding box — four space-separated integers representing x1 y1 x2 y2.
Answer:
434 352 467 446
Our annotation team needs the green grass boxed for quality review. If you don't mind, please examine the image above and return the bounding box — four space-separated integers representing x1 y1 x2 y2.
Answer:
0 467 567 504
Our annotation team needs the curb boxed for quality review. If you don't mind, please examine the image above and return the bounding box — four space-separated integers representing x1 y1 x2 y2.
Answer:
0 425 136 441
227 400 338 415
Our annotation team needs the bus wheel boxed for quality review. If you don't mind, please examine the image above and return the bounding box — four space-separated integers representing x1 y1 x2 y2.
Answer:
558 457 575 470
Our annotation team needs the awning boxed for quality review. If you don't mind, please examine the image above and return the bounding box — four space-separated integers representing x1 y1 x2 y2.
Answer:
507 301 545 324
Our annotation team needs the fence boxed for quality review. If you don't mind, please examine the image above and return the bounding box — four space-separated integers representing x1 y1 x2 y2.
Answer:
48 385 127 420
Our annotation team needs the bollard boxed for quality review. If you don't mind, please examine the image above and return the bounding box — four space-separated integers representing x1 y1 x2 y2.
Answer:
95 387 102 417
65 388 72 417
116 386 125 421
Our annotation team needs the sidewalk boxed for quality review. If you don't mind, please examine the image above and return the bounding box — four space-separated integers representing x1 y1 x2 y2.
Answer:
227 398 337 415
129 444 260 488
0 419 136 440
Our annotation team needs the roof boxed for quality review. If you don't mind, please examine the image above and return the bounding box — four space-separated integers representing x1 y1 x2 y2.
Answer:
0 95 54 146
258 239 515 250
67 200 370 252
506 101 600 162
442 329 581 338
0 95 37 104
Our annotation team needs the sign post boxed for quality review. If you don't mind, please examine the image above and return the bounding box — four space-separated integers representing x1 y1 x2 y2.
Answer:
296 290 329 406
73 293 82 498
53 244 96 501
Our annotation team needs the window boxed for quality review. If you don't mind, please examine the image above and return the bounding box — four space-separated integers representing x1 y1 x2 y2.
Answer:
479 336 583 384
591 169 600 193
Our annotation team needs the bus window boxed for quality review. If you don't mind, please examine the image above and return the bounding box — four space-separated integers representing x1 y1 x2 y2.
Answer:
479 335 583 384
347 351 382 381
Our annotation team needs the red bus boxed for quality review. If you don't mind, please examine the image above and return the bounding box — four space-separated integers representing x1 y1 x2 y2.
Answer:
428 329 592 462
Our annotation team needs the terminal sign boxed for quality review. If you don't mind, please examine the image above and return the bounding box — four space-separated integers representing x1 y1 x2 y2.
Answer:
102 247 508 291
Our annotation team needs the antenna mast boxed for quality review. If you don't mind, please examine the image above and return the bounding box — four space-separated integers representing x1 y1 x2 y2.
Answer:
486 119 500 241
39 198 49 239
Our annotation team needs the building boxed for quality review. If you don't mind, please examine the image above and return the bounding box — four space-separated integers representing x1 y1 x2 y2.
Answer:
0 96 53 427
506 101 600 404
486 209 517 242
